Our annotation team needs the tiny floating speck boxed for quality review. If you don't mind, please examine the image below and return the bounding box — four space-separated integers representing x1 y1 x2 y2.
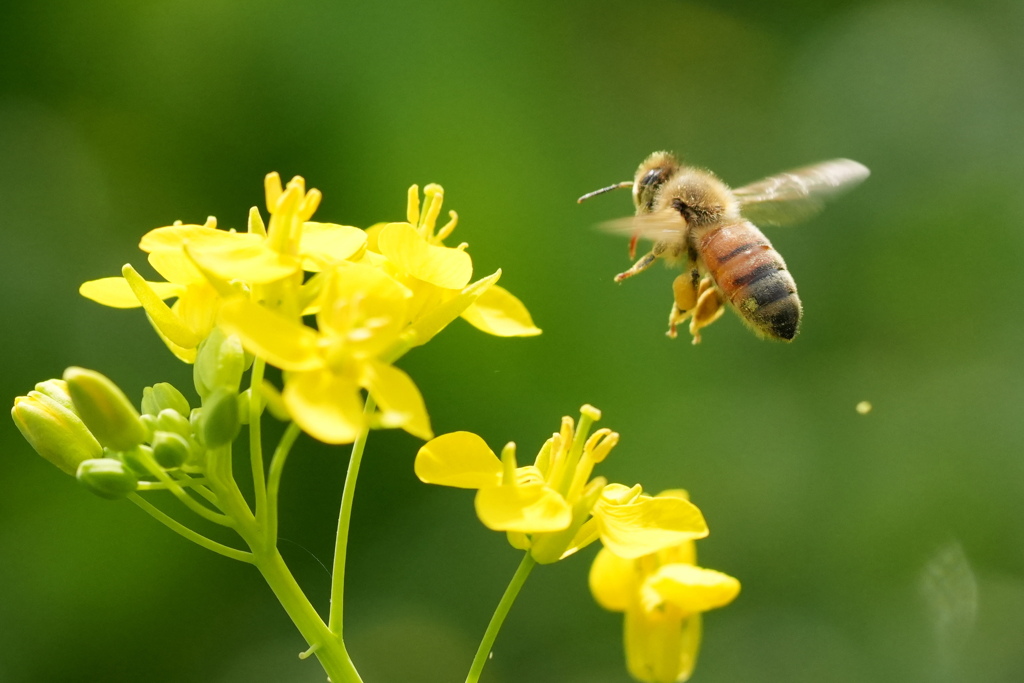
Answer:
856 401 872 415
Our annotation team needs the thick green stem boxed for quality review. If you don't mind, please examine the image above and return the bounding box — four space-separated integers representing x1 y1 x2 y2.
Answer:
466 553 537 683
328 395 377 635
253 547 362 682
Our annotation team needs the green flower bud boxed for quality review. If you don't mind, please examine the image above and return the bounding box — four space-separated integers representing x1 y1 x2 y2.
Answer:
12 384 103 475
152 431 191 469
33 379 75 410
194 329 248 398
77 458 138 499
141 382 191 418
155 408 192 438
201 389 241 448
140 413 156 440
63 367 147 452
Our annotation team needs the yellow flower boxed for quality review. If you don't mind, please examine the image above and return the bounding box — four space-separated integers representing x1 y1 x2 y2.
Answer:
589 494 740 683
79 174 367 362
217 262 431 444
367 184 541 344
415 406 708 563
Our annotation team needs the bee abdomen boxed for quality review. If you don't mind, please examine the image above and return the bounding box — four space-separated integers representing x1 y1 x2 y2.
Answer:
700 222 802 341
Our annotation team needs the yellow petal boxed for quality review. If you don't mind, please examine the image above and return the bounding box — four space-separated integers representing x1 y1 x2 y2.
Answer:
173 286 219 340
596 489 709 559
148 250 205 285
409 270 501 346
460 284 541 336
475 483 572 532
377 222 472 289
283 369 364 444
642 564 741 615
589 546 639 612
316 264 411 357
299 222 368 270
415 431 501 488
217 298 321 371
360 359 433 440
187 235 298 283
80 277 183 308
139 224 221 252
624 608 702 683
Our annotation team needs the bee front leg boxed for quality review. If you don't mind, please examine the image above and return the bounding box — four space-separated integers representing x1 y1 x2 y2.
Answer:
614 241 667 283
667 270 700 339
688 277 725 345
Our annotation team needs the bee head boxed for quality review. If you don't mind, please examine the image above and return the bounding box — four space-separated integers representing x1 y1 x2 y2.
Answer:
632 151 680 213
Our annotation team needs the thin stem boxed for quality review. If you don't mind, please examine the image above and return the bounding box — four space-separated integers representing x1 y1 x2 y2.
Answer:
129 494 253 563
465 553 537 683
140 454 234 527
328 395 377 634
264 421 302 547
170 472 219 505
249 358 268 525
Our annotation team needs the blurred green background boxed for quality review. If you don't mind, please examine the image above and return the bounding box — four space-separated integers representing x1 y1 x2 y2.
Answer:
3 0 1023 681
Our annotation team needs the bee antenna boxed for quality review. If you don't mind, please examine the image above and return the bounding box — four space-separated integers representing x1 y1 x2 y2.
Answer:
577 181 633 204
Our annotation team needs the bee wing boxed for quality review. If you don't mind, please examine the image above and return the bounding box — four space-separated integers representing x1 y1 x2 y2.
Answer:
597 210 687 242
734 158 869 227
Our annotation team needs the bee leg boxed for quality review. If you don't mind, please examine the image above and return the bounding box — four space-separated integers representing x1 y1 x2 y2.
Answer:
628 233 639 261
667 272 699 339
615 242 666 283
688 278 725 345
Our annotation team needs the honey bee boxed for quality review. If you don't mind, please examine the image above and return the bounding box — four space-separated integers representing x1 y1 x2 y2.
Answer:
578 152 869 343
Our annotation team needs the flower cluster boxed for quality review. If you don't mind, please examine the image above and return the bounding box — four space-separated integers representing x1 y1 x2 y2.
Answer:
416 405 738 680
77 175 539 444
590 492 740 683
12 173 739 683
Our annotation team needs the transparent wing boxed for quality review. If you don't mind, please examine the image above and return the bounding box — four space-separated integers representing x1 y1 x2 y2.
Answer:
597 210 688 243
734 159 869 227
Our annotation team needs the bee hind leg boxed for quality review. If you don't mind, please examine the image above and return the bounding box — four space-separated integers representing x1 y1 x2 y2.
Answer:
667 271 700 339
688 278 725 345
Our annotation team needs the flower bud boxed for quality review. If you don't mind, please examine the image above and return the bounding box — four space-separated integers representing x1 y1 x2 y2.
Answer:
141 382 191 418
63 367 147 452
152 431 191 469
194 329 247 398
155 408 193 438
77 458 138 499
33 379 75 410
200 389 241 448
12 384 103 475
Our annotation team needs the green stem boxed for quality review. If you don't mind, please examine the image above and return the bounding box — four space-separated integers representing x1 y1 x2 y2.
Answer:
253 547 362 682
128 494 253 563
328 395 377 635
140 453 233 527
170 472 219 505
264 421 302 547
203 445 260 546
465 553 537 683
249 358 268 526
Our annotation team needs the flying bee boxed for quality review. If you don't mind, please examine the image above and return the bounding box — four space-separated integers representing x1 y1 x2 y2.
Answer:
578 152 869 343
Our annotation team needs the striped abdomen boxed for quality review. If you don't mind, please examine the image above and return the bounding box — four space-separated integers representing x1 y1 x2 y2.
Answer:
697 221 802 340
